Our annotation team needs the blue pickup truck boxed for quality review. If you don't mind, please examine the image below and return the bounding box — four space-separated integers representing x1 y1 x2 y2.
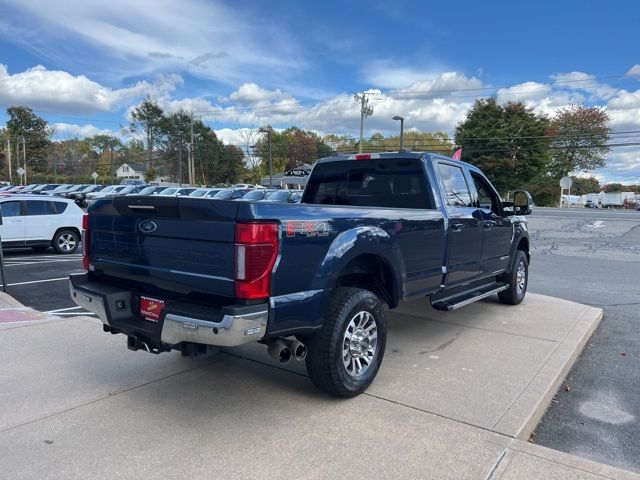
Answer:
70 151 532 397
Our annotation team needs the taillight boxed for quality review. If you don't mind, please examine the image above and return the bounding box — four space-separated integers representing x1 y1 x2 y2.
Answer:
235 222 279 299
82 213 90 271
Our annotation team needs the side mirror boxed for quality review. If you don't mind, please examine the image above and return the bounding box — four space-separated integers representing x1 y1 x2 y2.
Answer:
512 190 532 215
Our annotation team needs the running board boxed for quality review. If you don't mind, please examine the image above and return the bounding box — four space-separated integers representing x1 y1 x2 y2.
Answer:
431 283 509 311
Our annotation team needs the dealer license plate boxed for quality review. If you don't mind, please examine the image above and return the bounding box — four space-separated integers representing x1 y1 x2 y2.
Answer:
139 296 165 322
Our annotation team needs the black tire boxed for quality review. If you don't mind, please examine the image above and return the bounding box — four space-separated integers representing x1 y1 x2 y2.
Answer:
31 246 50 252
305 287 387 397
52 229 80 254
498 250 528 305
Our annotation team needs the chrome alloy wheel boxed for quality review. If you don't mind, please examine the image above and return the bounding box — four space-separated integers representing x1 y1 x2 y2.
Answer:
57 233 77 252
516 260 527 295
342 311 378 377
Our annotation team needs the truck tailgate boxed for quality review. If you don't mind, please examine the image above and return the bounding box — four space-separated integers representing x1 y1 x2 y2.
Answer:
88 196 239 299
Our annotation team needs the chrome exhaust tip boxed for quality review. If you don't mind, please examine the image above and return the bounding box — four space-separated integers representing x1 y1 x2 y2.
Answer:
267 339 292 364
283 338 307 361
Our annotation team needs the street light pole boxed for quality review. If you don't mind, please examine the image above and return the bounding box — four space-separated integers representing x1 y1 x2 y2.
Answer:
392 116 404 151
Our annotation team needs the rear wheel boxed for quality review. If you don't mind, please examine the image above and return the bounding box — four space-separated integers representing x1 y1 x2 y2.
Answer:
52 229 79 254
305 287 387 397
498 250 528 305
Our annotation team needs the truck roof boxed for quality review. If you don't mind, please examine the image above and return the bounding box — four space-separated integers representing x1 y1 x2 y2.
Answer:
316 151 476 170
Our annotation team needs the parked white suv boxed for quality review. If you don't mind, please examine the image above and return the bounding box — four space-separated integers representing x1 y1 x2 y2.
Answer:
0 196 83 253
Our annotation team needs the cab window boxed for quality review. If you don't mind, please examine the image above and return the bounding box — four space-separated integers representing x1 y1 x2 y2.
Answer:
470 172 501 215
437 164 472 207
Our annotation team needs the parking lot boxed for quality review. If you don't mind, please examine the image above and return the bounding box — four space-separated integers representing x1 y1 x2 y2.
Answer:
3 250 89 316
1 206 639 477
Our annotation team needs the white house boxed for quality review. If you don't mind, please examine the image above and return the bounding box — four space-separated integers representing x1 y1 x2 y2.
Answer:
115 163 171 184
116 162 146 181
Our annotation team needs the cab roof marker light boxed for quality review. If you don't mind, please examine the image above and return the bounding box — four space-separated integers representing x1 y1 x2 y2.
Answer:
348 153 381 160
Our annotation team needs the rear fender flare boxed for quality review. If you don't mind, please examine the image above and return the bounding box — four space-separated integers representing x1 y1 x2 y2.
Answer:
314 226 405 305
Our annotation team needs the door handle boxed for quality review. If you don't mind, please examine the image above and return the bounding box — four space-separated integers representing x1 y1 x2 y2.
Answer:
451 223 463 232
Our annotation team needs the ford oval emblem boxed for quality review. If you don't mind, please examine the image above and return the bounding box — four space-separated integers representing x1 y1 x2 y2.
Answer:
138 220 158 233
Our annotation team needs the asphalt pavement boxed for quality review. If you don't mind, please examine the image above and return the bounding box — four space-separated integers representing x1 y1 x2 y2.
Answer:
1 249 89 317
528 207 640 473
1 206 638 473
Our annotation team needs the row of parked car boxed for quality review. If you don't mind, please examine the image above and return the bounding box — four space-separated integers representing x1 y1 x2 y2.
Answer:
0 182 304 255
0 183 303 208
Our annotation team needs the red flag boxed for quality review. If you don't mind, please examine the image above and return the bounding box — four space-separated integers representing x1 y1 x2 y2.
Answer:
452 148 462 160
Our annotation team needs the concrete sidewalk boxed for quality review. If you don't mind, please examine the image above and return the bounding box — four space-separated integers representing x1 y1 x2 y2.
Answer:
0 292 636 479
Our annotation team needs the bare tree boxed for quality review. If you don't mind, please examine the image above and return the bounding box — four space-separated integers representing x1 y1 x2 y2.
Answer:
236 127 261 169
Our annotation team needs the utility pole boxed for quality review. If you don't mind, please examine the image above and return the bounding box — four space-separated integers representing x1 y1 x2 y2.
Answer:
190 113 195 186
178 132 183 187
6 137 11 185
15 138 20 185
22 136 27 185
354 93 374 153
109 145 114 184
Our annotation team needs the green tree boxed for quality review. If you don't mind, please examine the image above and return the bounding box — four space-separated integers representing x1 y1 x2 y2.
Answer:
254 126 331 175
89 135 123 180
455 98 551 194
6 106 51 174
605 183 624 192
127 98 166 168
548 105 611 178
570 176 600 195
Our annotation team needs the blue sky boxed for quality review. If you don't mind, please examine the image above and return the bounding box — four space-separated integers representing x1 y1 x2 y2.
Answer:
1 0 639 183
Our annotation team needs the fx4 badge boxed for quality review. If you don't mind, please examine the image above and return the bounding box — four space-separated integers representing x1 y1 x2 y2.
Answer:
286 220 330 237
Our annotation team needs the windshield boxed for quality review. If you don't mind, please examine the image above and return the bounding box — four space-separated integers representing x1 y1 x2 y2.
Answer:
267 190 291 201
213 189 234 199
161 188 178 195
190 189 207 197
136 186 156 195
242 190 267 200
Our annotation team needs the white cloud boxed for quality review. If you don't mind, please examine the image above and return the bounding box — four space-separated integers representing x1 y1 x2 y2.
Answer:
0 64 181 114
551 71 618 100
51 122 117 138
626 65 640 76
1 0 302 85
393 72 484 98
223 83 292 105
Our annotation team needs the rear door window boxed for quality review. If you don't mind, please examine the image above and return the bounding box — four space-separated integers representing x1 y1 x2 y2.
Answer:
25 200 55 215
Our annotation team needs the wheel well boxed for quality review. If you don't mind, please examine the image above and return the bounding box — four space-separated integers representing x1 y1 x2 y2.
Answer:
517 237 530 263
53 227 81 240
335 254 396 308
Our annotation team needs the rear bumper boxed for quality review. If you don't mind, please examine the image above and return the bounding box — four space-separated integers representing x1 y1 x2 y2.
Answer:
69 273 268 348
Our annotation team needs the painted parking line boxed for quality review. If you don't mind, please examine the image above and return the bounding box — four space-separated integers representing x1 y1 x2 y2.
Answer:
45 306 96 317
4 259 83 267
7 277 68 287
3 254 83 261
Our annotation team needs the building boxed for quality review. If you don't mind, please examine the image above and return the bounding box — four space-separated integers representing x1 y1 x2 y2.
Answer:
115 162 171 184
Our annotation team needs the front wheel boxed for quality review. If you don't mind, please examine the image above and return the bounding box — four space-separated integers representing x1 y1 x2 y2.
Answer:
52 229 80 254
305 287 387 397
498 250 528 305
